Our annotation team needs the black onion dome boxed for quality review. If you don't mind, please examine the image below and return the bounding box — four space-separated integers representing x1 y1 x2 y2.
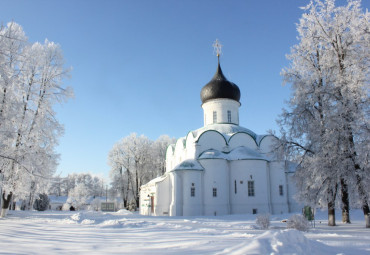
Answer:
200 61 241 104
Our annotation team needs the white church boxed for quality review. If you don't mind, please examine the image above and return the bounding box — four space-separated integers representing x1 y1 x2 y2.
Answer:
140 43 300 216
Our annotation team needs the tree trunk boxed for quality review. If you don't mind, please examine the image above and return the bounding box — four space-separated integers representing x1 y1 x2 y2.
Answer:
363 202 370 228
328 187 336 226
135 161 139 209
356 173 370 228
119 167 126 208
341 179 350 223
328 200 336 226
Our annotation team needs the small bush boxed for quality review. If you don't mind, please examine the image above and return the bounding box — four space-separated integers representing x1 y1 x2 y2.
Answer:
33 193 50 211
287 214 310 231
256 213 270 229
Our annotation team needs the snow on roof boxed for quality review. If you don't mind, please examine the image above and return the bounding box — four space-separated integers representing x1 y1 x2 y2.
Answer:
49 195 68 204
171 159 204 171
198 149 225 159
198 146 269 161
228 146 268 161
142 175 168 187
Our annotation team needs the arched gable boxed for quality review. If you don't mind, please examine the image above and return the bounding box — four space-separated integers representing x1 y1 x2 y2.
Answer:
174 138 186 162
185 131 197 159
185 131 196 149
166 144 175 160
228 132 258 150
174 138 186 151
196 130 227 151
259 135 278 154
165 144 175 172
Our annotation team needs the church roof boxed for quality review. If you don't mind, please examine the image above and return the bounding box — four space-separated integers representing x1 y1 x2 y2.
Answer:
200 61 241 104
141 175 168 188
171 159 204 171
198 147 269 161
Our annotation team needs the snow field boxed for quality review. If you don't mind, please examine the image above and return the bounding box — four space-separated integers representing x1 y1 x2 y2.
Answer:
0 210 369 254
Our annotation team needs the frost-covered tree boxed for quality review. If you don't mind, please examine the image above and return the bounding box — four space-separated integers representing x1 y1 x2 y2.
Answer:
108 134 175 209
48 173 105 198
279 0 369 227
0 22 72 205
108 133 152 208
108 138 133 208
67 183 89 210
151 135 176 176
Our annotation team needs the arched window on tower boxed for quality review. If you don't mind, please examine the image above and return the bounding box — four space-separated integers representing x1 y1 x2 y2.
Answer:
227 110 231 123
213 111 217 124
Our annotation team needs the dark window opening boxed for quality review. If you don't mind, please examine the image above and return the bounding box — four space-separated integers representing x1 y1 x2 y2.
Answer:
279 185 283 196
248 181 255 197
213 188 217 197
191 187 195 197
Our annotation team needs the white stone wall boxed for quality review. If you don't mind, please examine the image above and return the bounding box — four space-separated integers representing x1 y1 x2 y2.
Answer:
202 99 240 126
182 171 203 216
155 176 172 216
269 161 290 214
199 159 230 216
229 160 270 214
140 183 157 216
286 172 301 212
169 172 183 216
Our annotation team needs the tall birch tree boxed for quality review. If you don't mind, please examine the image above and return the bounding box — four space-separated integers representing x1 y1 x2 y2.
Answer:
279 0 369 227
0 22 72 204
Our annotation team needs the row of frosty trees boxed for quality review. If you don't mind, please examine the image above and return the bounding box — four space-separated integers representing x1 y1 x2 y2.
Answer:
278 0 369 227
0 22 73 209
108 134 176 209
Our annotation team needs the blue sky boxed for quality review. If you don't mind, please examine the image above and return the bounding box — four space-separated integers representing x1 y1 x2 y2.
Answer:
2 0 367 180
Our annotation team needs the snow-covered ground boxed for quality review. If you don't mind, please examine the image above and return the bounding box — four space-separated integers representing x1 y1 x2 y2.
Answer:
0 209 369 254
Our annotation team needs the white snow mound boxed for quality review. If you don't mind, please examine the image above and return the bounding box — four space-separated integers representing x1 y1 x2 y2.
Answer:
219 229 332 255
71 213 81 221
114 209 133 215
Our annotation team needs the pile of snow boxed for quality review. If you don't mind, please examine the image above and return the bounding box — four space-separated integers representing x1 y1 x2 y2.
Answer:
220 229 332 255
114 209 133 215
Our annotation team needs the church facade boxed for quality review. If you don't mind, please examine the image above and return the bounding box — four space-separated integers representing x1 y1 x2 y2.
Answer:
140 58 300 216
